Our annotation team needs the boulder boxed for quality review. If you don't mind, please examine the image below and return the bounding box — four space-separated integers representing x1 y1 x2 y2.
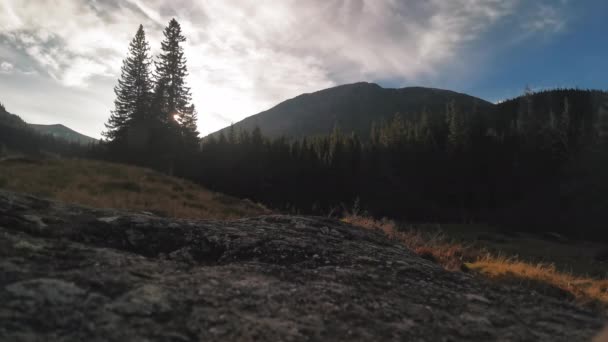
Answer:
0 190 603 341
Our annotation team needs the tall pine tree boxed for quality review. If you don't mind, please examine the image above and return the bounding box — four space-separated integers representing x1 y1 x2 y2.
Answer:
154 19 194 125
103 25 153 146
153 18 199 173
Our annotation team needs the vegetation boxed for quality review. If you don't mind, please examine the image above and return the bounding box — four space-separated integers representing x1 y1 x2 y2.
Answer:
0 158 269 220
343 214 608 308
212 82 493 139
29 124 97 145
102 20 199 173
0 117 92 160
3 19 608 308
194 89 608 240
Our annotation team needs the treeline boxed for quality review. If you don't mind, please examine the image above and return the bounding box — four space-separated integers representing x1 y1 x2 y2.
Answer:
194 89 608 238
96 22 608 238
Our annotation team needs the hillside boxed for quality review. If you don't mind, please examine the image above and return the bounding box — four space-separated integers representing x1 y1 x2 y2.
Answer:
29 124 97 145
0 190 603 341
211 82 493 139
1 102 96 148
0 104 28 128
0 103 94 158
0 158 269 220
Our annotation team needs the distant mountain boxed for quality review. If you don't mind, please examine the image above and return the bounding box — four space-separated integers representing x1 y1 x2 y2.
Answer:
0 104 28 128
1 102 95 158
211 82 494 139
0 103 96 146
29 124 97 145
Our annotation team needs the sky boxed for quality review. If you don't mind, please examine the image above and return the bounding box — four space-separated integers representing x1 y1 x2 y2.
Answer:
1 0 607 139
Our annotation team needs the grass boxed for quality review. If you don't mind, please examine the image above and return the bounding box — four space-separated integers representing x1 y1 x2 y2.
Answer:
2 157 606 307
467 256 608 307
343 214 608 308
0 158 270 220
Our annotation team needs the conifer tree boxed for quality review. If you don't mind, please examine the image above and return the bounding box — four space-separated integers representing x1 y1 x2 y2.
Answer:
180 104 200 149
154 18 192 124
446 101 465 149
153 18 199 172
103 25 153 143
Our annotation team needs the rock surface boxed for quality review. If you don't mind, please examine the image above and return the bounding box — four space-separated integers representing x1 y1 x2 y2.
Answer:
0 190 603 341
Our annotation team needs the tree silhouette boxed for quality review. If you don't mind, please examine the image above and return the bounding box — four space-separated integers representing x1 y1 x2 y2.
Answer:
103 25 153 148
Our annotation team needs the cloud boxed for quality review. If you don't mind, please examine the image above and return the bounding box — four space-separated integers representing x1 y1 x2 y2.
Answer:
0 0 570 136
524 4 567 33
0 61 14 74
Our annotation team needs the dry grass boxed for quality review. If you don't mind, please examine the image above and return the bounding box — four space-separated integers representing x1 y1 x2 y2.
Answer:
468 256 608 307
342 215 480 271
343 214 608 307
0 158 270 220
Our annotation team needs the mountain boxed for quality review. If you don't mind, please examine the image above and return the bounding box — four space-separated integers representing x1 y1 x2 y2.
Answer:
0 104 28 128
29 124 97 145
0 103 92 158
211 82 494 139
0 103 96 146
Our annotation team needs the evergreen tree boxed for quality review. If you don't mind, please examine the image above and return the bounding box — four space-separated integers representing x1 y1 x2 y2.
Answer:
446 101 469 150
154 18 192 123
227 124 237 144
103 25 153 144
153 18 199 172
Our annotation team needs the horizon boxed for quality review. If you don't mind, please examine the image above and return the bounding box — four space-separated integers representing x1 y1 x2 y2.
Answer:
1 1 608 139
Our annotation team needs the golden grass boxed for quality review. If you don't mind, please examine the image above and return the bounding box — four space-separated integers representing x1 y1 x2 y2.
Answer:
343 214 608 307
342 215 479 271
468 256 608 306
0 158 270 220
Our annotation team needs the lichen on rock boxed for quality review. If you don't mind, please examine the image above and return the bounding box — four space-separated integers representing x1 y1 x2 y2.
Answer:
0 190 603 341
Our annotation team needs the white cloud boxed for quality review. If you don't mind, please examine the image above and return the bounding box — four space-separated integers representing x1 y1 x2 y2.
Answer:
524 4 566 33
0 61 14 74
0 0 569 136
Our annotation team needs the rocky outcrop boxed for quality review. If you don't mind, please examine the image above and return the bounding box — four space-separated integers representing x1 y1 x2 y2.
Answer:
0 190 603 341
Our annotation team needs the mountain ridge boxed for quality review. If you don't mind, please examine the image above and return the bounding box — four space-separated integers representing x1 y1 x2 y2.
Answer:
0 105 96 146
210 82 494 139
29 123 97 145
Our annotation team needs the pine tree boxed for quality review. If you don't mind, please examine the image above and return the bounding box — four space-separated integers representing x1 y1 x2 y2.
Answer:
154 19 199 154
152 18 199 173
446 101 469 150
227 124 237 144
103 25 153 143
154 18 192 124
180 104 200 149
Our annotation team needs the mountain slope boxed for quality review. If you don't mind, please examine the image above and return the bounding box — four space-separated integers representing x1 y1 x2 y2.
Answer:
0 102 96 157
0 158 269 219
212 82 493 139
29 123 97 145
0 105 28 129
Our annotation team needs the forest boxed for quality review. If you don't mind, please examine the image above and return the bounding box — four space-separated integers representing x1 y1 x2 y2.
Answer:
2 19 608 239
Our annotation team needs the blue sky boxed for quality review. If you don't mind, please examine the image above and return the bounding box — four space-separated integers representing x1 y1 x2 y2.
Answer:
462 0 608 102
0 0 606 138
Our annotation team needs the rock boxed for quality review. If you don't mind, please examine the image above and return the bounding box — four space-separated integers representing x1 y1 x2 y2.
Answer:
0 189 603 341
465 293 492 304
98 216 121 223
5 278 86 305
107 285 172 315
22 214 47 229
